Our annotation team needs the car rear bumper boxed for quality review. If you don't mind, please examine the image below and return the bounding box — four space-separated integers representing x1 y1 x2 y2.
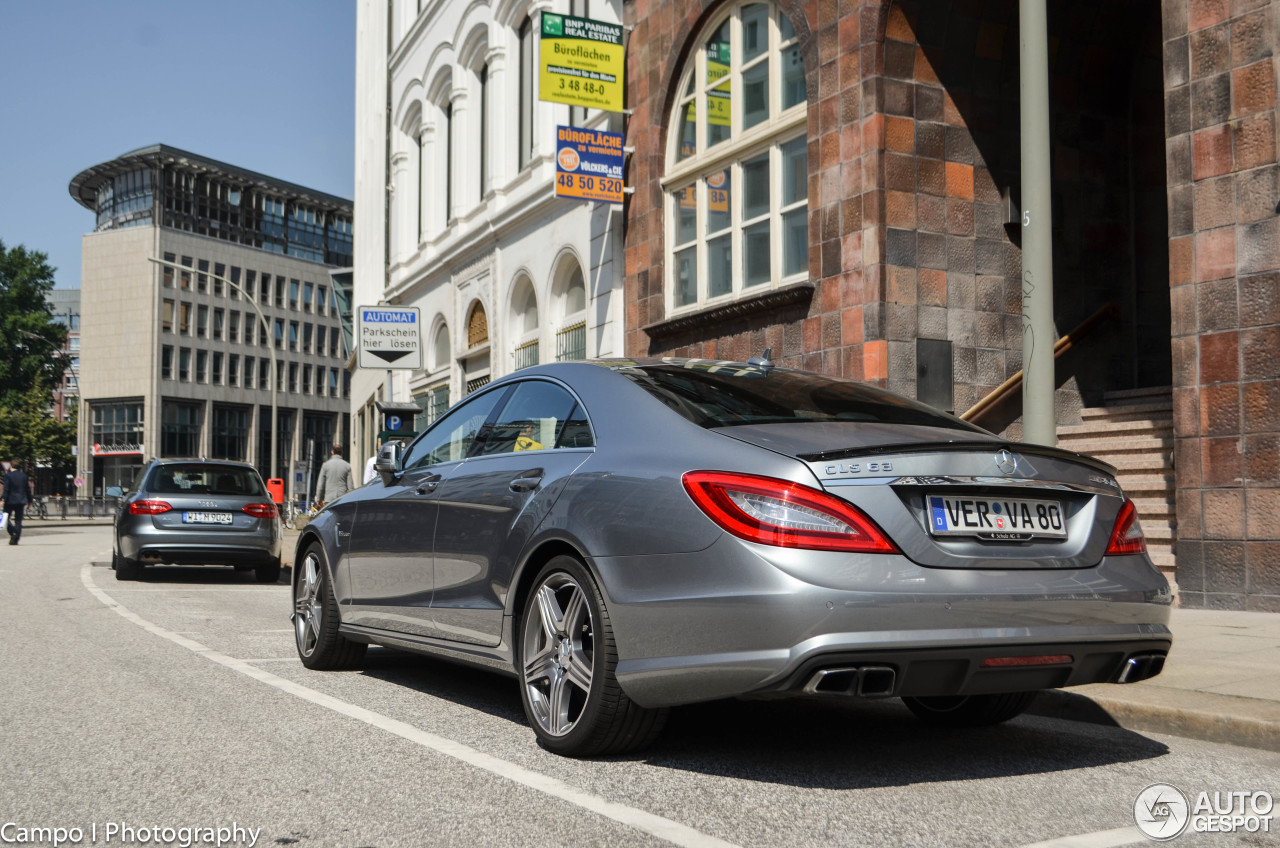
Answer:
593 535 1173 708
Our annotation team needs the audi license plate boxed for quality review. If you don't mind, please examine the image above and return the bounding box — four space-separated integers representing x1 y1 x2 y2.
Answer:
927 495 1066 541
182 511 233 525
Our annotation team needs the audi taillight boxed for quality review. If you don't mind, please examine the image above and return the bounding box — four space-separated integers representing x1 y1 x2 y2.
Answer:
128 500 172 515
242 503 279 519
1105 498 1147 555
682 471 898 554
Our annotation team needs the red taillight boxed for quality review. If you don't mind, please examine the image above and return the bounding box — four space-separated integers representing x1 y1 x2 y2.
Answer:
242 503 279 519
682 470 899 554
1105 498 1147 555
128 500 172 515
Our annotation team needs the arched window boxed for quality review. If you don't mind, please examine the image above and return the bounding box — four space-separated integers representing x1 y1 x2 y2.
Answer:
432 320 451 371
467 301 489 348
665 2 807 312
554 263 587 361
510 276 540 369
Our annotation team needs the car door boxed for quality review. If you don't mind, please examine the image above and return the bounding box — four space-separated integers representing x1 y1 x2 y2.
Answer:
431 379 594 646
344 387 509 636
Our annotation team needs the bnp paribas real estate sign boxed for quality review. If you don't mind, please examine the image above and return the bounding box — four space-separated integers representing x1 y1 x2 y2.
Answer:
539 12 624 113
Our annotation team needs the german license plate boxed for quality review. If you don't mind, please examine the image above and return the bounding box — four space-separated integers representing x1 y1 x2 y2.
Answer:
182 511 233 525
927 494 1066 540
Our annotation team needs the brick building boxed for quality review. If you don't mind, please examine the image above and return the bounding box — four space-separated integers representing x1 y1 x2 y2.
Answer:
621 0 1279 609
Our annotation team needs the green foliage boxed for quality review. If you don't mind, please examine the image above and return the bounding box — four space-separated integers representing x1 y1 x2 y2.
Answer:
0 240 73 472
0 239 67 405
0 387 76 470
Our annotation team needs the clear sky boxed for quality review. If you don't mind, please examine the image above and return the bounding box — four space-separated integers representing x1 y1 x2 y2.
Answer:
0 0 356 291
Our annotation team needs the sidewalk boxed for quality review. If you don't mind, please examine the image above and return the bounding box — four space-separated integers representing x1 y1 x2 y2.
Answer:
1030 608 1280 751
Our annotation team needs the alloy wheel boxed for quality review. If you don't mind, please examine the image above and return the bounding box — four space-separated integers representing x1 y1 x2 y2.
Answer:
294 551 323 657
521 572 595 737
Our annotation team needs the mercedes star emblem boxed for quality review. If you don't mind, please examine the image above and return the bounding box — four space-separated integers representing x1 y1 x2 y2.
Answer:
995 449 1019 475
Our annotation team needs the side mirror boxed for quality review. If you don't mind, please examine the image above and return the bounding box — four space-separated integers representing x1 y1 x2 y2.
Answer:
375 441 403 486
105 486 123 499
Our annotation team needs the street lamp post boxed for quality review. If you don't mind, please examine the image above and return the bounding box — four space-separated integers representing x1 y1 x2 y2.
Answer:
147 257 280 489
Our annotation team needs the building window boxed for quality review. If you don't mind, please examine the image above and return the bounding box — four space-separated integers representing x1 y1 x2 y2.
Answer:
197 259 209 293
429 384 450 422
302 364 312 395
229 311 240 343
229 266 241 300
162 299 174 333
180 256 192 290
328 328 340 358
274 276 284 308
288 362 299 394
212 351 224 385
555 266 587 361
317 285 328 315
196 350 208 383
665 2 807 312
316 325 326 356
479 64 489 197
179 348 191 381
329 368 339 398
289 321 299 352
510 277 539 369
467 303 489 349
162 346 174 380
161 401 203 457
179 302 191 335
518 17 534 169
275 319 285 349
163 253 175 288
257 408 295 483
303 281 314 312
211 406 250 461
259 358 269 389
289 279 300 310
445 102 454 221
91 402 144 451
303 323 313 353
260 274 271 305
245 270 257 301
197 305 209 337
213 308 224 340
244 355 255 389
229 353 240 387
214 263 225 296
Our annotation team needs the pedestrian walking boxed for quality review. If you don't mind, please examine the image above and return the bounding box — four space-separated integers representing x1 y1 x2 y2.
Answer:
315 444 354 506
2 460 33 545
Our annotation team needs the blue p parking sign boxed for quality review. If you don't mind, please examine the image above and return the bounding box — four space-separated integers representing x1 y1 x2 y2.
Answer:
387 415 403 432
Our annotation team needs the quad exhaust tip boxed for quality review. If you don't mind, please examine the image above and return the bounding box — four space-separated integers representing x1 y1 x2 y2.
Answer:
804 666 896 698
1116 652 1167 683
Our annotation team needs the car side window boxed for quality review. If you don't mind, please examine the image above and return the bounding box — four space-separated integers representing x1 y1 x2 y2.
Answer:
402 389 506 470
478 381 582 456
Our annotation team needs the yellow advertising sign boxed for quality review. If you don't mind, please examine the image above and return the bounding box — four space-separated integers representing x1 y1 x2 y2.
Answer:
540 13 625 113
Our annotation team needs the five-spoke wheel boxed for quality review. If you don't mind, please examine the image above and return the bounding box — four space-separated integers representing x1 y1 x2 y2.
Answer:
517 556 666 756
293 543 365 670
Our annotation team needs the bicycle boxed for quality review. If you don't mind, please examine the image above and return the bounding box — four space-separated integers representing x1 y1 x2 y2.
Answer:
31 498 49 520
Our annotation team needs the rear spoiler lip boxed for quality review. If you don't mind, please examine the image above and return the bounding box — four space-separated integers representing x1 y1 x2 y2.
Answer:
796 440 1119 478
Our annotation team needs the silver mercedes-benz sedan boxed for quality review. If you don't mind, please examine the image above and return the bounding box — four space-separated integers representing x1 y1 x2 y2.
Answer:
291 358 1172 757
111 459 283 583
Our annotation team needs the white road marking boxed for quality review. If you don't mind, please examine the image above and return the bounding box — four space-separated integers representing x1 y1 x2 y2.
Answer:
1020 826 1145 848
81 563 738 848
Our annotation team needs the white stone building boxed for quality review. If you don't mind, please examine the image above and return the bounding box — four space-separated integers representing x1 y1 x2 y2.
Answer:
351 0 625 470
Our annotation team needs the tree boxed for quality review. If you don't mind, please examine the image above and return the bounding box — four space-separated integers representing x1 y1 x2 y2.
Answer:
0 239 67 406
0 387 76 473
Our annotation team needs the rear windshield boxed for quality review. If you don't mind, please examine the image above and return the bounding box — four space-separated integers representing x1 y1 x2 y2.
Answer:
616 362 982 432
145 464 265 496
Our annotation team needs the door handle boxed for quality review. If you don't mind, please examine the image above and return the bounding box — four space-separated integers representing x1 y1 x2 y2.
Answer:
509 475 542 493
415 474 443 495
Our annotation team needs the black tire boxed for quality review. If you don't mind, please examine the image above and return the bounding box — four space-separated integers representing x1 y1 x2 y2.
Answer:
902 691 1038 727
517 555 667 757
114 550 142 581
293 544 365 670
255 557 282 584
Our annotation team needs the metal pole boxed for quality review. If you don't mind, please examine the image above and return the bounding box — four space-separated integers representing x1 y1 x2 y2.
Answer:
147 257 279 479
1019 0 1056 446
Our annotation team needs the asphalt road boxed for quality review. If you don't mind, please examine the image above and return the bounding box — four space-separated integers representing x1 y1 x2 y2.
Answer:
2 524 1277 848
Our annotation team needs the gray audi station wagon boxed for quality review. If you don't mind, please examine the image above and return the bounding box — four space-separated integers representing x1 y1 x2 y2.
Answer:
291 358 1172 757
111 459 283 583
